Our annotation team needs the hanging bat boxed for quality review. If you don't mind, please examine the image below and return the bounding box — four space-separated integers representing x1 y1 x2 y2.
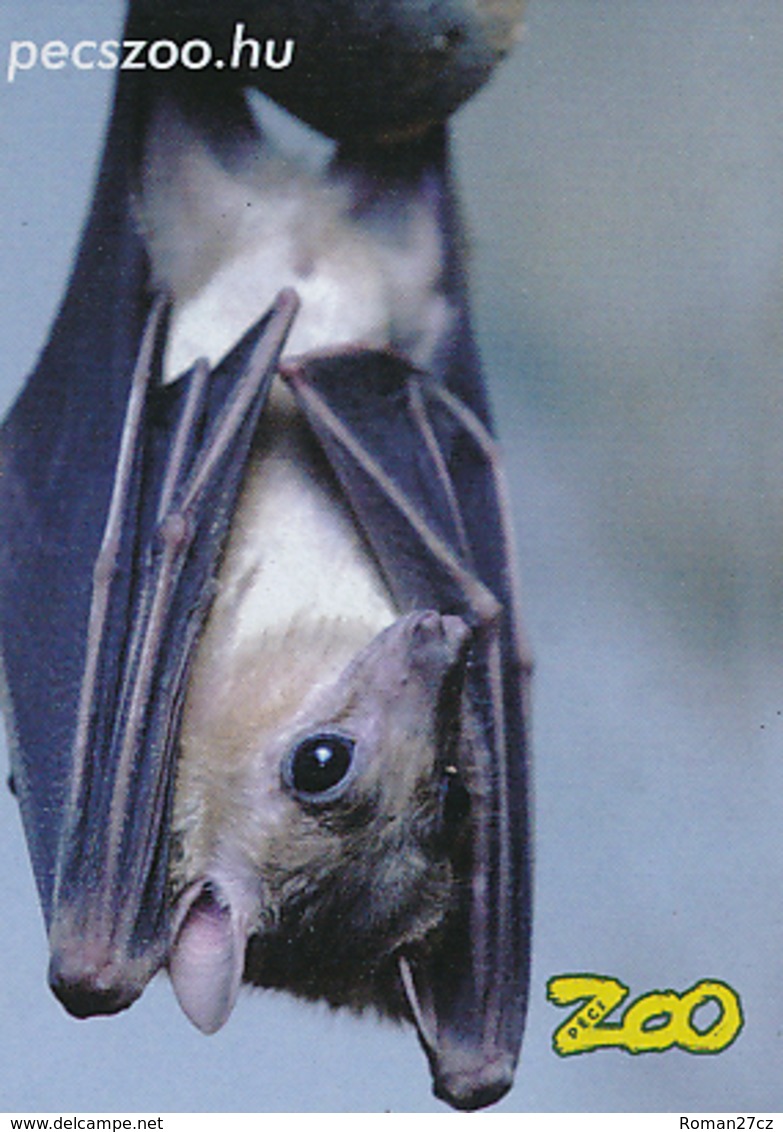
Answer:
0 0 531 1112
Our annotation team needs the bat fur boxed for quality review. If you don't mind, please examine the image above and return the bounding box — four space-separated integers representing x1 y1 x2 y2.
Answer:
138 92 470 1027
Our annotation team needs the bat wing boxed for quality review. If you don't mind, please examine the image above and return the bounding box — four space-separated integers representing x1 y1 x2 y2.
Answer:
0 73 150 932
283 348 532 1111
0 54 298 1009
1 269 296 1013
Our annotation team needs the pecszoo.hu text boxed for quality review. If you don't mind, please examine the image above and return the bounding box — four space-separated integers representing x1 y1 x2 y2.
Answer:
6 24 294 83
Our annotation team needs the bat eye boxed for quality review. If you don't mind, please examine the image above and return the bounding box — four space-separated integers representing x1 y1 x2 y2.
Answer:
285 733 356 801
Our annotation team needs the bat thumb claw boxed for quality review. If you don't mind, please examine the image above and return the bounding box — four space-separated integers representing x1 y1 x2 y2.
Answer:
168 879 248 1035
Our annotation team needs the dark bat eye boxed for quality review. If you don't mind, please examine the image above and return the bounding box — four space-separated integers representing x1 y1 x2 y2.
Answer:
286 733 356 801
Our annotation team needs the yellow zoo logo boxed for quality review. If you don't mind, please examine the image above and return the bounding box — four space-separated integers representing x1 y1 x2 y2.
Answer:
547 974 744 1057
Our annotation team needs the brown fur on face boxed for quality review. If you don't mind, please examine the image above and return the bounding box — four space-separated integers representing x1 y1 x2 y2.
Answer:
168 611 471 1027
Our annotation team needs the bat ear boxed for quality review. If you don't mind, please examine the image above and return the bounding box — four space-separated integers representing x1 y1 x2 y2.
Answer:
168 878 253 1035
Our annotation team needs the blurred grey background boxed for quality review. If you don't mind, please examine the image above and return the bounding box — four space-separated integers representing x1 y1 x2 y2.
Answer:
1 0 781 1112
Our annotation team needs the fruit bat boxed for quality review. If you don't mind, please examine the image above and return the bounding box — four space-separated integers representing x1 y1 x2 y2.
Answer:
0 0 531 1112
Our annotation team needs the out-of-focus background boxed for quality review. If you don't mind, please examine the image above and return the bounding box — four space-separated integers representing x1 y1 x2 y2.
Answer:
1 0 781 1112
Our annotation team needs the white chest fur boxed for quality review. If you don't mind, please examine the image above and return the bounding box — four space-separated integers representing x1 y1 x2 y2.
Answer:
193 387 396 664
140 95 451 380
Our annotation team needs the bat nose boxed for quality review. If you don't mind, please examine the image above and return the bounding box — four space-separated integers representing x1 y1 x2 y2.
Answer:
48 945 144 1019
408 611 470 666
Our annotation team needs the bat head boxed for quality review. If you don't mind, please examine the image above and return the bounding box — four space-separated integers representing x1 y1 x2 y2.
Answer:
168 609 473 1034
